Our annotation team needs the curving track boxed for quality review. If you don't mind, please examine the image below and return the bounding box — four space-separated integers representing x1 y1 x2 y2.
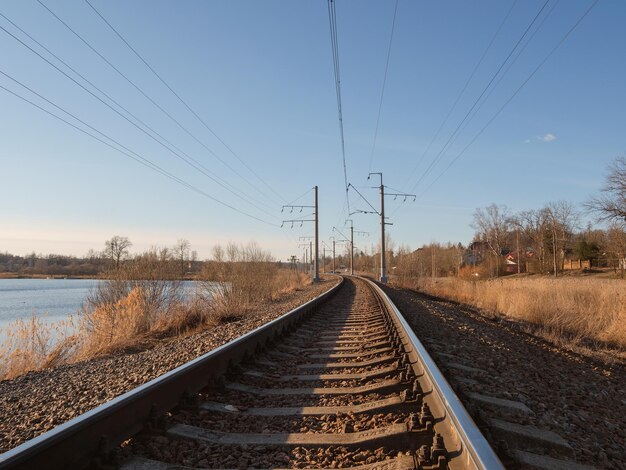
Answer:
0 277 502 469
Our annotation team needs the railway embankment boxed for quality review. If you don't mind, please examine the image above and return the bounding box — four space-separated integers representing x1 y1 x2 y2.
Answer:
381 283 626 469
0 276 340 453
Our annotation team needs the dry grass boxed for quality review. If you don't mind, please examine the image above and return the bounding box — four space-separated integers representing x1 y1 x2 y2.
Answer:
0 257 310 380
0 315 75 380
392 276 626 351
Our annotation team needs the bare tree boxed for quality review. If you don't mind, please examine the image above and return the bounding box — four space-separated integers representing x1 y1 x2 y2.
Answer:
471 204 510 276
606 223 626 278
173 239 191 278
586 156 626 223
511 209 549 273
104 236 132 269
212 244 225 263
544 201 578 277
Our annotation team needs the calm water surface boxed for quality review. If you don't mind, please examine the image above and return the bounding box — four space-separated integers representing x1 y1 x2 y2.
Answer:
0 279 201 338
0 279 99 330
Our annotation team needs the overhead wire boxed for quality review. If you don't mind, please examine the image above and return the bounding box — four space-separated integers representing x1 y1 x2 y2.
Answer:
82 0 285 206
408 0 551 194
419 0 561 177
367 0 399 173
36 0 280 213
348 184 380 214
284 188 314 207
327 0 350 213
401 0 518 189
400 0 600 212
450 0 561 143
0 72 278 227
0 18 279 220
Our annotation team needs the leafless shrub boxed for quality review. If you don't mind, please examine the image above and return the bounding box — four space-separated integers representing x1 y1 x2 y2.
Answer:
85 248 182 332
200 242 308 322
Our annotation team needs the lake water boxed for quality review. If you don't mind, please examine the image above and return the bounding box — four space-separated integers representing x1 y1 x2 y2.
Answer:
0 279 204 340
0 279 99 332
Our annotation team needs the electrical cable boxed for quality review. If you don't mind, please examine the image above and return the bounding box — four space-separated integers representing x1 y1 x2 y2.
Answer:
408 0 551 194
368 0 399 173
450 0 561 145
0 75 278 226
401 0 518 189
36 0 279 215
348 184 380 214
284 188 314 207
0 20 279 220
399 0 600 212
82 0 285 206
327 0 350 214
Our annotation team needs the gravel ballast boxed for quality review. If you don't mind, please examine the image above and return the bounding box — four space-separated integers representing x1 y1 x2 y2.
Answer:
0 277 340 453
381 283 626 469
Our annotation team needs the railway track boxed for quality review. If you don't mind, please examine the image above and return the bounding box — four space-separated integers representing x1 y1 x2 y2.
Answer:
0 276 502 469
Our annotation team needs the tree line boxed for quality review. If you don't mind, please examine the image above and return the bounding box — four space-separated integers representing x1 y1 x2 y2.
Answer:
340 156 626 279
0 236 199 278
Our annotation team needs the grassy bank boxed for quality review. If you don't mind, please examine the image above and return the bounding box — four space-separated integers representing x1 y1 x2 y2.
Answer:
0 253 310 380
391 276 626 353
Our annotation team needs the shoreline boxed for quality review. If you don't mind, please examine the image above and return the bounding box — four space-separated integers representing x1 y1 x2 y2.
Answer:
0 273 98 280
0 275 340 452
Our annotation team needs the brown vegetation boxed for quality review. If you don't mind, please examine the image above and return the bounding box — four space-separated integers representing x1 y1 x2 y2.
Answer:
392 275 626 354
200 242 308 323
0 243 309 380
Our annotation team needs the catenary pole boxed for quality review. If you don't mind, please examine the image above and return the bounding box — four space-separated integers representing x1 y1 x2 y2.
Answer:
314 185 319 282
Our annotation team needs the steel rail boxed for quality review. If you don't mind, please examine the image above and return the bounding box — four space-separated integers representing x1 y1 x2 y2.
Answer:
0 277 344 470
361 277 504 470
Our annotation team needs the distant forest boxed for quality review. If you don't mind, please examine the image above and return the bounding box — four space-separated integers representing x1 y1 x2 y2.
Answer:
0 251 109 277
0 236 201 278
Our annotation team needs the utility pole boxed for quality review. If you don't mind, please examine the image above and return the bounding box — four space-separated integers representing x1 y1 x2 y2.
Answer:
329 236 336 273
368 172 388 282
314 185 319 281
343 219 368 276
366 172 415 283
516 229 521 274
350 222 354 275
321 241 333 274
282 186 319 282
299 243 310 274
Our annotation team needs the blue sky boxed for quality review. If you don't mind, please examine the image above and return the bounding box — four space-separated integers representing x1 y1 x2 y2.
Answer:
0 0 624 261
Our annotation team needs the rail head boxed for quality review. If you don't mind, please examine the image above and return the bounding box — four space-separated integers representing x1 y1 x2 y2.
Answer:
360 277 504 470
0 276 344 470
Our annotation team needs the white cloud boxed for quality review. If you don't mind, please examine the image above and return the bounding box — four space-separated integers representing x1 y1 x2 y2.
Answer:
541 133 556 142
523 139 531 144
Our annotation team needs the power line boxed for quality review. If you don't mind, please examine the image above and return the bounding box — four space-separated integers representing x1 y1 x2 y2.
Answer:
285 188 314 207
368 0 399 173
408 0 551 194
35 0 279 214
347 183 380 215
407 0 600 207
82 0 285 206
401 0 518 189
451 0 561 144
424 0 561 174
0 18 279 220
327 0 350 213
0 73 278 227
